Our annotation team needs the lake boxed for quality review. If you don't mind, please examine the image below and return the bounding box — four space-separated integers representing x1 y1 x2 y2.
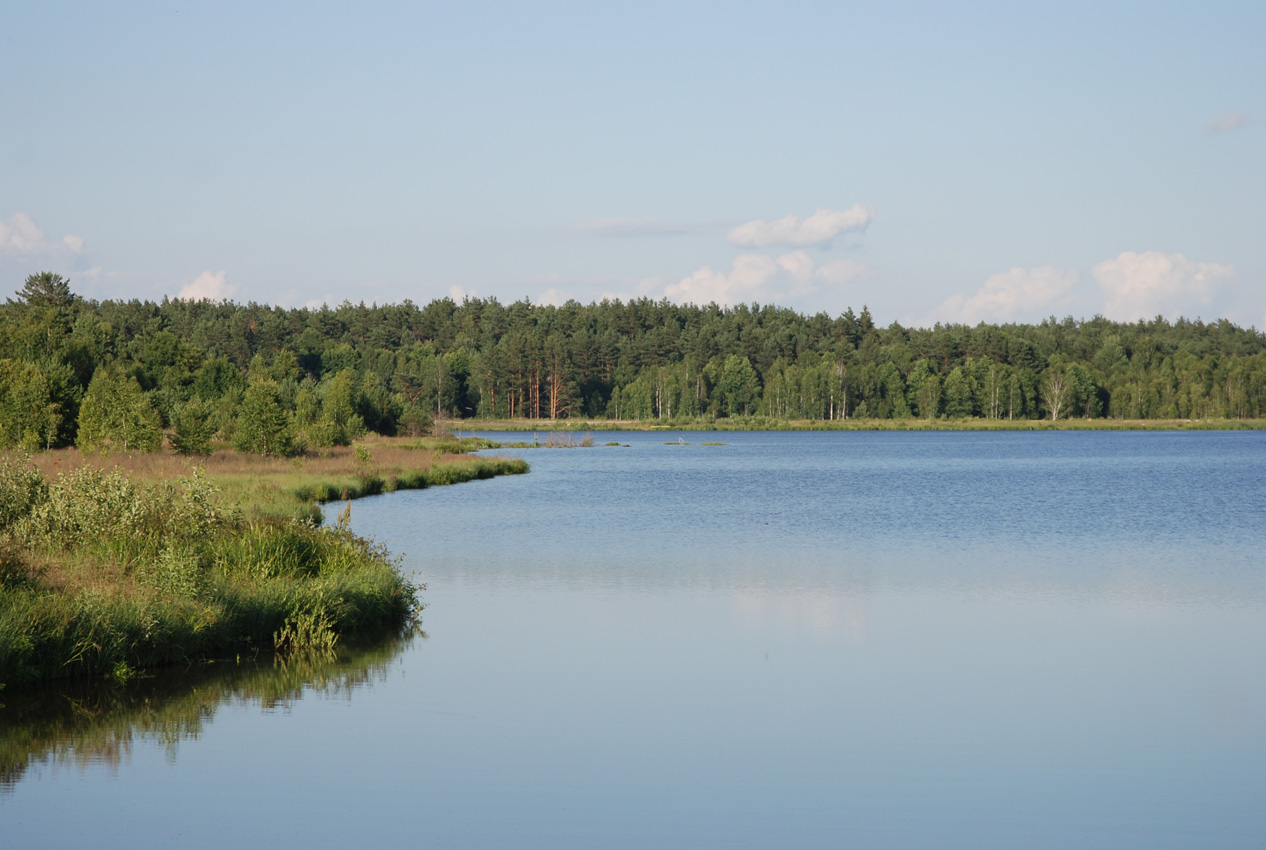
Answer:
3 430 1265 848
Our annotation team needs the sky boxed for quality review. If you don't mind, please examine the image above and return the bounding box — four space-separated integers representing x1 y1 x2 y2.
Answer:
2 1 1262 330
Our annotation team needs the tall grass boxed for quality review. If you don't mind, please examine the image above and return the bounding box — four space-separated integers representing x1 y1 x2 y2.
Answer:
0 442 527 688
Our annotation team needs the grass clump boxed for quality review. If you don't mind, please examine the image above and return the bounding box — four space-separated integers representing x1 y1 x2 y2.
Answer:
0 456 421 689
496 432 595 449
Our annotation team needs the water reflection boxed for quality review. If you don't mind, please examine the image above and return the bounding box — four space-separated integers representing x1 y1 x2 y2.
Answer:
367 430 1266 608
3 432 1264 848
0 635 414 792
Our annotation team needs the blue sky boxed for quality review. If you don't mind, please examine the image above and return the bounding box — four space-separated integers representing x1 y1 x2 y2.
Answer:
2 1 1261 329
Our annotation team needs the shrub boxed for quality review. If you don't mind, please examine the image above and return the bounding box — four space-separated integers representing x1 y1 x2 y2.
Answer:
18 466 147 548
0 454 47 532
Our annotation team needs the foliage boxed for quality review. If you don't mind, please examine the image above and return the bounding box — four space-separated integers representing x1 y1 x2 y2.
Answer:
234 377 293 456
310 368 366 446
0 455 47 533
17 466 148 548
0 360 55 450
9 272 77 309
0 463 420 688
170 397 216 456
2 271 1265 454
76 365 162 454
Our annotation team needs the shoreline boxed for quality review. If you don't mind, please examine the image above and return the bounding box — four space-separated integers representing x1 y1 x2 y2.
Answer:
456 417 1266 433
0 439 528 689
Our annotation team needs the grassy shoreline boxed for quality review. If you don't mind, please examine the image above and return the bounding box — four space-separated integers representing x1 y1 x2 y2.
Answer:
24 435 528 521
0 438 528 689
455 416 1266 432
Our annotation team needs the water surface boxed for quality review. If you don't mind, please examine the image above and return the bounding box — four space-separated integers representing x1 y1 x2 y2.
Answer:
4 431 1265 848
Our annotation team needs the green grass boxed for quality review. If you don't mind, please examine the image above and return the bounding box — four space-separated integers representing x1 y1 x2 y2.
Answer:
0 443 529 689
0 504 418 687
215 455 529 523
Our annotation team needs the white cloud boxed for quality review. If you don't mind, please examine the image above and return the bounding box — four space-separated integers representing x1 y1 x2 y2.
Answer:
449 284 477 302
667 254 778 306
1206 112 1248 133
0 212 48 255
665 251 868 307
933 266 1081 324
538 287 567 307
0 212 89 268
177 270 237 302
596 279 662 303
814 258 869 286
727 204 875 248
1091 251 1235 321
635 274 664 296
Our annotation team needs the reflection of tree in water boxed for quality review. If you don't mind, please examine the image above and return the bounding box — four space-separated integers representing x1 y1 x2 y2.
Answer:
0 634 416 791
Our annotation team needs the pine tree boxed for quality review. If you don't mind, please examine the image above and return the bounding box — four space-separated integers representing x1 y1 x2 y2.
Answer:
10 272 76 308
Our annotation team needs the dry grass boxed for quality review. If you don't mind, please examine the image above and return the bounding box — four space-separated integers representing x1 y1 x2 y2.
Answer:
25 435 524 520
30 436 450 482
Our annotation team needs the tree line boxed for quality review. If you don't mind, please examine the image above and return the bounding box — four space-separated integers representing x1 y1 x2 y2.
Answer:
3 271 1265 454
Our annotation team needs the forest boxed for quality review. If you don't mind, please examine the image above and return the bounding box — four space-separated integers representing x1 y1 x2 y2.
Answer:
3 270 1266 454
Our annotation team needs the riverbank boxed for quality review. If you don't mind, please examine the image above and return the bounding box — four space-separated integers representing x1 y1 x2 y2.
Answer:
23 435 527 521
456 416 1266 432
0 439 528 689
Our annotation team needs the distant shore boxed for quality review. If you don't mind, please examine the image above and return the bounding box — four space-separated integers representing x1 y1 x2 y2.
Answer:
454 417 1266 433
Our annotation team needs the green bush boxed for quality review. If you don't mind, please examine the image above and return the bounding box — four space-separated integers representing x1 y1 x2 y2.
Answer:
18 466 146 548
0 463 421 687
0 454 47 532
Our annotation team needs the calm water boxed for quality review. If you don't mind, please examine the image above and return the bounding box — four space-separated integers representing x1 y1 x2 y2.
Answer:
4 431 1266 848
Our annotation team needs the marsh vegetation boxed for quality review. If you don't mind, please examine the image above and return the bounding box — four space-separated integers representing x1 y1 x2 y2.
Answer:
0 438 527 689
